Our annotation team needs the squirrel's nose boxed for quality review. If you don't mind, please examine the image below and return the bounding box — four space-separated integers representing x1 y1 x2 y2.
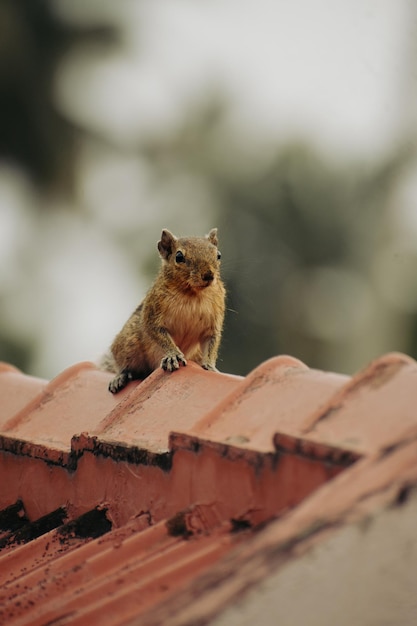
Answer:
203 270 214 283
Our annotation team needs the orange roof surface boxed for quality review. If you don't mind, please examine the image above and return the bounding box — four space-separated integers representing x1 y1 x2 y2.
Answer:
0 352 416 625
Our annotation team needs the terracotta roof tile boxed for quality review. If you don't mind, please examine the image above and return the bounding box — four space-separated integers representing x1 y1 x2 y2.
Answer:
0 507 112 588
89 361 241 453
151 438 417 626
0 351 416 624
302 352 417 454
0 363 47 427
183 355 349 452
0 362 132 464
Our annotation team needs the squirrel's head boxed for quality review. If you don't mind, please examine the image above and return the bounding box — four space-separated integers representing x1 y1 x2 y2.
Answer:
157 228 222 292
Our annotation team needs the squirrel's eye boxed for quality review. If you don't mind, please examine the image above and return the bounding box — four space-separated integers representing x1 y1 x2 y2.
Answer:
175 250 185 263
217 251 221 260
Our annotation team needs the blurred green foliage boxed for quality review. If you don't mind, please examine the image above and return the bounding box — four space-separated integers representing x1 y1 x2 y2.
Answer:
1 3 416 377
140 101 415 374
0 0 116 190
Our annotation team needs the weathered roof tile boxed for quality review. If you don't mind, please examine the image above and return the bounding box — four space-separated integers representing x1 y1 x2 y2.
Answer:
302 352 417 454
184 355 349 453
0 363 47 427
0 362 131 463
0 351 416 625
91 361 242 453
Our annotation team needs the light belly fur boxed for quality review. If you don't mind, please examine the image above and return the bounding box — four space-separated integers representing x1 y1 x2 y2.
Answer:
163 295 214 354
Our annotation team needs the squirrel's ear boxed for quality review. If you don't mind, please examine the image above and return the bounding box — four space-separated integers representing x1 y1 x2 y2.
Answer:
207 228 218 247
158 229 177 259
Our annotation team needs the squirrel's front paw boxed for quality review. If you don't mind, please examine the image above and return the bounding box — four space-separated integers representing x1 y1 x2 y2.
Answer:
201 363 219 372
161 352 187 372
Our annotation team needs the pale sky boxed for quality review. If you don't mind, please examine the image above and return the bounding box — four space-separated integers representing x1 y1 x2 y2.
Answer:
57 0 416 156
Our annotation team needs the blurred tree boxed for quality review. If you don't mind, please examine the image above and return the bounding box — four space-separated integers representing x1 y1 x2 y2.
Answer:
0 0 117 192
216 145 412 375
0 0 119 373
140 100 414 375
1 1 416 378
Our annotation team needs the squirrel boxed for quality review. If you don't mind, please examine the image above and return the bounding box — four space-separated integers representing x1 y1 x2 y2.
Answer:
102 228 226 393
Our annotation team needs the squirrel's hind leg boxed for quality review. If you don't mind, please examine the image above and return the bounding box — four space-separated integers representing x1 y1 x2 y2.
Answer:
108 369 139 394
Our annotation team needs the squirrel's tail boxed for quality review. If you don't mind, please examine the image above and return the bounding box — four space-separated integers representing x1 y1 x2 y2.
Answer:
97 350 118 373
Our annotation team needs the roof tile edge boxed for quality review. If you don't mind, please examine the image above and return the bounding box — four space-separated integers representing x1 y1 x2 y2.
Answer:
0 362 21 374
187 355 308 435
302 352 417 433
0 362 97 433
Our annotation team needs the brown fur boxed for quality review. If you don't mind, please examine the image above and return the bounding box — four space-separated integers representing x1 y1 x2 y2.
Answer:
103 228 226 393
